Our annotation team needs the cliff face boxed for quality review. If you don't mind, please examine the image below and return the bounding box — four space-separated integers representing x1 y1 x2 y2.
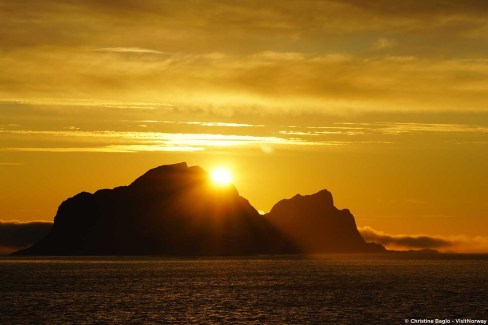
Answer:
15 163 384 256
266 190 385 253
16 163 294 255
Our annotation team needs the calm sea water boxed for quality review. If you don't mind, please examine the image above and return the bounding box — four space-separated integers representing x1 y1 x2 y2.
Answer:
0 255 486 324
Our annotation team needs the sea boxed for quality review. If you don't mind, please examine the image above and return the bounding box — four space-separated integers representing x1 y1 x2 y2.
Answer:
0 254 486 324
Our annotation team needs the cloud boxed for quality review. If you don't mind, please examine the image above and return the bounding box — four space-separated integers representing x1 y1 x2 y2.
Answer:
0 162 24 166
308 122 488 138
0 98 174 110
3 49 488 114
3 118 487 154
179 121 264 128
372 38 397 50
2 1 488 115
380 123 488 134
359 226 452 249
0 129 330 153
132 120 264 128
334 122 488 135
3 0 488 51
359 226 488 253
92 47 169 55
0 221 52 255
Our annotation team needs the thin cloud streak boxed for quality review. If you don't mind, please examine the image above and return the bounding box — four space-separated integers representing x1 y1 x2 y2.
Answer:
0 98 174 110
377 123 488 134
3 120 486 154
0 129 331 152
281 122 488 136
136 120 265 128
0 146 203 153
0 162 24 166
92 47 170 55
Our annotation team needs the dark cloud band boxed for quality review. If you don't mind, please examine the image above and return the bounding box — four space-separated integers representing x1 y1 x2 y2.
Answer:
0 221 52 255
359 226 452 250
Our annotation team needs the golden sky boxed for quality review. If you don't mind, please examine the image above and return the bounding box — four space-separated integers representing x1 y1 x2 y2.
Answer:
1 0 488 252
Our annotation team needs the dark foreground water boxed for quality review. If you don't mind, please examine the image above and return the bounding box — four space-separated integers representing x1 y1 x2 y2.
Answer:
0 255 487 324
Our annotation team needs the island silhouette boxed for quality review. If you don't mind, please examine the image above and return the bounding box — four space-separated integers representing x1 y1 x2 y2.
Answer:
15 163 385 255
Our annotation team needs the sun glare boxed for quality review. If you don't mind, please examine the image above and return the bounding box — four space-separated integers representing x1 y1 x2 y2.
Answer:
211 167 233 186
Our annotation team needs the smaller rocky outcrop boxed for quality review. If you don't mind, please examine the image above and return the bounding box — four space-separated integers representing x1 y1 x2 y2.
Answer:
266 190 385 253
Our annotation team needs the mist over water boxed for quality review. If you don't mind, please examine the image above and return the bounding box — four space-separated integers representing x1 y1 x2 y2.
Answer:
1 255 486 324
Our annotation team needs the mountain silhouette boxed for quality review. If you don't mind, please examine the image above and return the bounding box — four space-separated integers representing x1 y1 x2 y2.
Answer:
266 190 385 253
15 163 384 255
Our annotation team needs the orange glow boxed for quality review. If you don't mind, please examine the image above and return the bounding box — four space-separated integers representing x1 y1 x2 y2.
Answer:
1 1 488 253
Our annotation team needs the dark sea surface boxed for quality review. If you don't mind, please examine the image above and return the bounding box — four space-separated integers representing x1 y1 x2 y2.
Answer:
0 254 487 324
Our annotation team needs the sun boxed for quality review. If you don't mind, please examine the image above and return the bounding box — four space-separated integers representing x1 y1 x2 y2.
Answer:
211 167 233 186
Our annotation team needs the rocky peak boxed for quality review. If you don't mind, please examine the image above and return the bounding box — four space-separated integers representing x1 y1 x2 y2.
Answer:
270 189 335 217
266 189 385 253
14 163 385 255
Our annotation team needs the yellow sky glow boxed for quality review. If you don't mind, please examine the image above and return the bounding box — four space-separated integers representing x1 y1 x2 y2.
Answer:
1 0 488 252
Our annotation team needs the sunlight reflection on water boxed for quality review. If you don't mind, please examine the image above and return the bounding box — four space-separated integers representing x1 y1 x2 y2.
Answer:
0 255 486 324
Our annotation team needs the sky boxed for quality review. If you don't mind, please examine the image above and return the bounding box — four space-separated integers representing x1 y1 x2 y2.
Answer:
1 0 488 252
